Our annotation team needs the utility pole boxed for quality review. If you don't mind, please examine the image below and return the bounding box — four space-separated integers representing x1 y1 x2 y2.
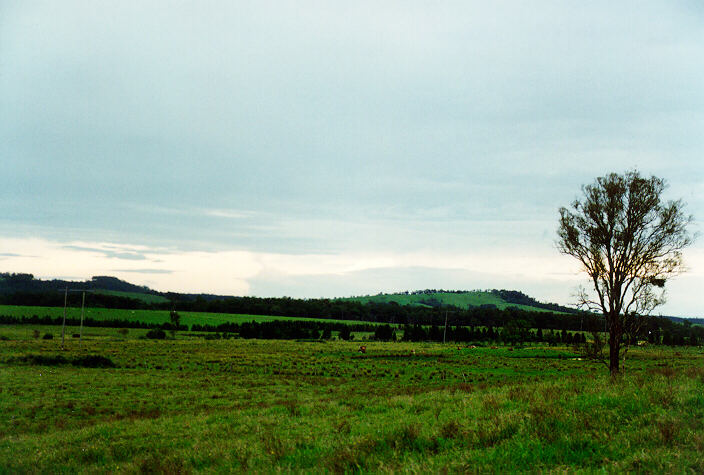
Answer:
79 291 86 346
58 288 93 349
61 287 68 349
443 310 448 344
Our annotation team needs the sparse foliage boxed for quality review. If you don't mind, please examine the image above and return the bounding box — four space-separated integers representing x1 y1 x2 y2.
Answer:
558 170 693 374
169 310 180 337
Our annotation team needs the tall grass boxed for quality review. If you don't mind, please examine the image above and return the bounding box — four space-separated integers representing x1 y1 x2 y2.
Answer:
0 329 702 472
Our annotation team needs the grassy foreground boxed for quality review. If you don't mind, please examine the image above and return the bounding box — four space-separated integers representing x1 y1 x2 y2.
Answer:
1 329 703 472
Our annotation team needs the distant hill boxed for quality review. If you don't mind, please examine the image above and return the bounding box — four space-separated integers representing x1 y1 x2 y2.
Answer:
0 273 168 304
0 273 146 293
0 273 236 306
341 289 579 314
660 315 704 326
2 273 699 324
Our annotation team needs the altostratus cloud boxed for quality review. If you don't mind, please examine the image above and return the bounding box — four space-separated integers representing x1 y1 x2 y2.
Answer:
0 237 581 296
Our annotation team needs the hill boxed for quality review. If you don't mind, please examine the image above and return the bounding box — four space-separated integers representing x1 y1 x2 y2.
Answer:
3 273 700 327
0 273 156 295
341 289 579 314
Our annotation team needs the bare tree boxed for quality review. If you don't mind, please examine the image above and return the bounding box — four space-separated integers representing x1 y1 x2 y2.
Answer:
557 171 693 375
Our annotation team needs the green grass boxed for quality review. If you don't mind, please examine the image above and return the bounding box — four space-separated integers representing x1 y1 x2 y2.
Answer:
343 291 561 312
0 305 378 328
1 325 702 472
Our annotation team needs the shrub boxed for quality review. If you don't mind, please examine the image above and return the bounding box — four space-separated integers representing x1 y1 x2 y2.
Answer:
72 355 116 368
42 333 53 340
146 329 166 339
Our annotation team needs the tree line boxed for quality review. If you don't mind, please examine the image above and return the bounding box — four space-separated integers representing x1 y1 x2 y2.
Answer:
1 290 701 344
2 312 700 346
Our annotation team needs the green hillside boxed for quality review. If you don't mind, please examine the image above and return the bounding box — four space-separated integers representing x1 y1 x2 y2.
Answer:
341 290 569 313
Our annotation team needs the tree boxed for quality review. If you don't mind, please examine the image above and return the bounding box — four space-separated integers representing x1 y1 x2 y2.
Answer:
557 170 693 374
169 310 181 337
338 326 352 341
374 324 395 341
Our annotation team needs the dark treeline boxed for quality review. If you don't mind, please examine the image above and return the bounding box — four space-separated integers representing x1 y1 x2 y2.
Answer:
378 323 589 345
377 323 701 346
0 291 149 310
491 289 576 314
2 311 700 346
192 320 374 340
2 291 702 344
0 291 597 329
160 296 601 331
0 313 186 330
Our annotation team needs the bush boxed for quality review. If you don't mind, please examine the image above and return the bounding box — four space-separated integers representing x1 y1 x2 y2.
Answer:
72 355 116 368
146 329 166 340
42 333 53 340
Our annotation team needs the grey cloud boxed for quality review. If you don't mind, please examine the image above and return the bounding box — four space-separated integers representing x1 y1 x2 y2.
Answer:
111 269 173 275
62 246 148 261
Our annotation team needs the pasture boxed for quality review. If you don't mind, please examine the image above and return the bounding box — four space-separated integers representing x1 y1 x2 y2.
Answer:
0 304 376 328
1 325 703 472
342 291 556 312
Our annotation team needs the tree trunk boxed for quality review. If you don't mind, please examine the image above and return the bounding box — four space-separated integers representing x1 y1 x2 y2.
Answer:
609 326 620 375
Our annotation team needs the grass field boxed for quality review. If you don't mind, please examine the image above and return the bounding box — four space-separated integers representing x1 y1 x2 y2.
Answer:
0 305 377 328
1 324 702 472
342 291 561 313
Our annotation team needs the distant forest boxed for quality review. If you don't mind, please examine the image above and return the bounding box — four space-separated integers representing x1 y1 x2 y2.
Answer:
0 272 701 345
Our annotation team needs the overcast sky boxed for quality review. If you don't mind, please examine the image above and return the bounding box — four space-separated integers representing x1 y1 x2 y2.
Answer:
1 1 702 315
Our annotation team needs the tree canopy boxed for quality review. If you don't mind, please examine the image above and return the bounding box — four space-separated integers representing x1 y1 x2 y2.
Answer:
557 170 693 374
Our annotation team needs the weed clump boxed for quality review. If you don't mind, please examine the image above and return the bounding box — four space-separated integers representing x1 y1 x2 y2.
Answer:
657 418 681 445
137 452 185 474
11 354 116 368
334 419 351 435
528 401 561 442
439 420 463 440
281 399 301 416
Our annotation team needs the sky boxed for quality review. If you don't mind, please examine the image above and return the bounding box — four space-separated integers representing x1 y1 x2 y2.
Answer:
1 1 703 316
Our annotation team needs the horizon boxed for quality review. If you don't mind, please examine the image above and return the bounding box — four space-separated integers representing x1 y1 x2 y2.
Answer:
2 2 703 315
3 269 702 321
